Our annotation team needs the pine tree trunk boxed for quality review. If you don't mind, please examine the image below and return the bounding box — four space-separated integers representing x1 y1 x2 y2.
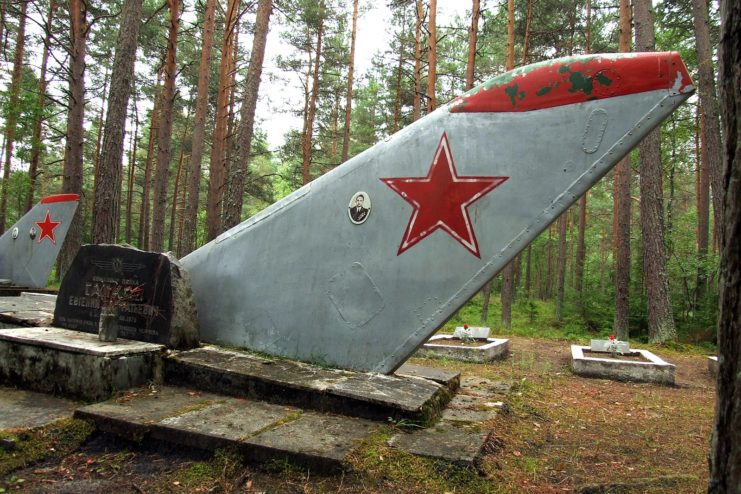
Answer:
223 0 273 231
169 122 188 250
696 112 710 304
92 68 108 207
634 0 676 343
206 0 239 241
26 0 56 213
341 0 358 162
412 0 423 121
480 281 492 324
506 0 515 70
575 193 587 299
125 93 139 244
426 0 437 112
181 0 217 256
556 214 568 321
92 0 143 244
522 0 532 64
139 74 162 250
58 0 87 279
0 0 27 232
501 263 513 328
524 244 532 298
692 0 724 239
465 0 480 90
150 0 180 253
708 0 740 487
302 11 324 185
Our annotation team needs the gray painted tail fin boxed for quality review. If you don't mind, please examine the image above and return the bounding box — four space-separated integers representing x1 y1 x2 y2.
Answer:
0 194 80 288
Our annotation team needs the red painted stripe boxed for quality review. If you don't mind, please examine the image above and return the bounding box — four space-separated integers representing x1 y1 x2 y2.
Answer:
449 52 693 113
40 194 81 204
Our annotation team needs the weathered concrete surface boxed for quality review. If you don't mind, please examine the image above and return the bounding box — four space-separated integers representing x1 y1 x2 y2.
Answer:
165 346 451 425
0 386 78 430
246 412 380 472
0 327 165 401
0 293 56 328
77 386 380 472
76 387 222 441
571 345 676 385
417 336 510 363
395 363 460 393
388 375 510 467
388 424 491 468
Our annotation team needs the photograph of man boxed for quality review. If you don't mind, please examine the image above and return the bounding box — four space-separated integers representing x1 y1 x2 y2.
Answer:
348 192 371 224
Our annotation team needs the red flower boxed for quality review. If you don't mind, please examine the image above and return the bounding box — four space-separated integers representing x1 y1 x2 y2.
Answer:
463 324 469 329
609 334 615 340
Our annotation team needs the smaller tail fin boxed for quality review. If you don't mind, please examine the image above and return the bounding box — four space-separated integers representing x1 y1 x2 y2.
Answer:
0 194 80 288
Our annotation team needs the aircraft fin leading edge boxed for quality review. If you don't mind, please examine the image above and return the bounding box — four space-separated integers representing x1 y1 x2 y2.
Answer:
0 194 80 288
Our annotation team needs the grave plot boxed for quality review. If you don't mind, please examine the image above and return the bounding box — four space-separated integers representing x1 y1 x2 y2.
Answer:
571 340 675 385
417 326 509 363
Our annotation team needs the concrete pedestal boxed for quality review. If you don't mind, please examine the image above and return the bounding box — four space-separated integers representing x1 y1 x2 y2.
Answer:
0 327 165 401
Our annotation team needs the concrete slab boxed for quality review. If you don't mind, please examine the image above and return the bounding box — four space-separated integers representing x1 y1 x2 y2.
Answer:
165 346 451 424
0 293 56 328
0 327 165 401
78 385 380 472
76 387 222 440
153 398 298 452
416 336 509 363
246 411 380 472
571 345 675 385
388 423 490 468
395 363 460 393
0 386 79 430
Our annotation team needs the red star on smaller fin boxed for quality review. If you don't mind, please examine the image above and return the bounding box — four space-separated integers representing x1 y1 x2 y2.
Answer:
36 210 62 244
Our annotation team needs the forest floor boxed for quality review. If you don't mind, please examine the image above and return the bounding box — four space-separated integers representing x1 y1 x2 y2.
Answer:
0 336 715 493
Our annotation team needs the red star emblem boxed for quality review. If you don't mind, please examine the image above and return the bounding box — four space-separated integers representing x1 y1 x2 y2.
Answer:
381 132 508 258
35 209 62 244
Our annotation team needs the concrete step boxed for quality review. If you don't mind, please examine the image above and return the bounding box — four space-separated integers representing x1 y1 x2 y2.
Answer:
164 346 455 425
75 385 381 472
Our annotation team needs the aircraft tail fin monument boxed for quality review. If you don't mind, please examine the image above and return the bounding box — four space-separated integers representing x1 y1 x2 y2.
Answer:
0 194 80 288
183 52 694 374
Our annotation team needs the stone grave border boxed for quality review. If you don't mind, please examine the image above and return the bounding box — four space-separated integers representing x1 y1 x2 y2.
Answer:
417 335 509 363
570 344 675 385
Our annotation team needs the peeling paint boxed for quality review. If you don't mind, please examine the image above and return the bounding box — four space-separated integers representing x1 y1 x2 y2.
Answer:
448 52 694 114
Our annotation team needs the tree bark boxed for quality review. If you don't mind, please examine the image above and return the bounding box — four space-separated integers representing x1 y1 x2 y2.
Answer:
341 0 358 162
150 0 180 253
555 213 568 321
223 0 274 231
522 0 532 64
301 9 324 185
708 0 740 488
501 262 513 329
634 0 676 343
0 0 27 232
575 192 587 301
426 0 437 112
138 72 162 250
206 0 239 241
181 0 217 256
697 111 710 304
125 92 139 244
465 0 480 90
26 0 56 213
412 0 423 121
506 0 515 70
692 0 724 239
480 281 492 324
58 0 87 279
92 0 143 244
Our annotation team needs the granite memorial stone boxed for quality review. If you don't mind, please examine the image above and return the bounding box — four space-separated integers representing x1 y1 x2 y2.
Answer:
53 244 199 348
